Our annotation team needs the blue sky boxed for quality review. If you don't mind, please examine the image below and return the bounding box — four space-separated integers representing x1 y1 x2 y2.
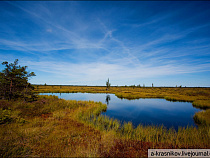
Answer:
0 1 210 87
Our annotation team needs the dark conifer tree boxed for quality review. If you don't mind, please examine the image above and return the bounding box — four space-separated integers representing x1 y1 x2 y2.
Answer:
0 59 36 101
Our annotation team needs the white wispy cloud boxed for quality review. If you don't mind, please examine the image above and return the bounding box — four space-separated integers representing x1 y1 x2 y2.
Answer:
1 1 209 86
23 57 210 85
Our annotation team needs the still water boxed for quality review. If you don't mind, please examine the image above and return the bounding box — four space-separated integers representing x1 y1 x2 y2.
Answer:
39 93 201 130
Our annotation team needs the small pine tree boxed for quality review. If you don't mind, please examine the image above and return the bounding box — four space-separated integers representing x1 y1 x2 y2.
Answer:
0 59 36 100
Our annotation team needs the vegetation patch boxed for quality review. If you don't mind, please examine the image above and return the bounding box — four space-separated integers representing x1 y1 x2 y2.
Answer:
192 100 210 109
194 109 210 126
0 96 209 157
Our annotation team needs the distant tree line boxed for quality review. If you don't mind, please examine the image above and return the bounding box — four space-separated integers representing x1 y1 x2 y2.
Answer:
126 83 153 88
0 59 36 101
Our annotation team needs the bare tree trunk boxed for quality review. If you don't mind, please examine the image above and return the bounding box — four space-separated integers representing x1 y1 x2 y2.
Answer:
9 80 12 100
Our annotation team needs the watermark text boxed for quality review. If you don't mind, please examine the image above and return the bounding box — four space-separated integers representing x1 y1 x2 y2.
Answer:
148 149 210 157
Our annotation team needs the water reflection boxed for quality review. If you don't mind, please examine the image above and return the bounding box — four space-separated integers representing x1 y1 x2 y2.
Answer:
105 95 111 105
39 93 201 130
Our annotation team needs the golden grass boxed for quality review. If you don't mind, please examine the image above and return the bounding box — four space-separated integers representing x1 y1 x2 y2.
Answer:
35 85 210 127
0 96 103 157
1 89 210 157
194 109 210 126
34 86 210 108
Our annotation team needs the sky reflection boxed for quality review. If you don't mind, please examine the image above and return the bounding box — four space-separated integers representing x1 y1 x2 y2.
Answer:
40 93 201 130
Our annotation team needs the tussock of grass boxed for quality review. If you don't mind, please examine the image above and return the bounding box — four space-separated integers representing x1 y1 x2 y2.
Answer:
193 100 210 109
194 109 210 126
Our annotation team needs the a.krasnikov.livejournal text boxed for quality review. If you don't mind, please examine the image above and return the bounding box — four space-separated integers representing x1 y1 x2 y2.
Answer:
148 149 210 157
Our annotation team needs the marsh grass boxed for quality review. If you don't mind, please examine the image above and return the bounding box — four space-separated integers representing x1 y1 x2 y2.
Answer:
0 94 209 157
192 100 210 109
0 96 105 157
76 101 209 149
35 86 210 108
194 109 210 126
35 86 210 129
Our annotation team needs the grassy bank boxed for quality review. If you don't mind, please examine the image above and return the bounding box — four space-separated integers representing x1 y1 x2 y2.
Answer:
0 96 209 157
194 109 210 126
35 85 210 126
34 86 210 108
